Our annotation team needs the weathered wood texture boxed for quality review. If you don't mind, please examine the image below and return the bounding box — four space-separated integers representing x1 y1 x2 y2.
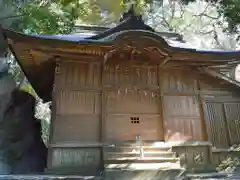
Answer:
103 64 161 141
172 142 214 172
49 59 240 172
50 148 101 167
48 61 103 173
160 69 203 141
163 95 202 141
52 61 101 144
48 147 102 175
52 61 240 145
203 95 240 148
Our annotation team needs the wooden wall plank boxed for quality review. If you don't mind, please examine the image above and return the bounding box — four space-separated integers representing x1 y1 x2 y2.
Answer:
55 90 101 115
50 148 101 168
224 103 240 145
105 114 160 141
163 95 203 141
203 102 229 148
57 61 101 88
103 64 159 88
52 115 100 143
160 69 198 92
106 90 160 114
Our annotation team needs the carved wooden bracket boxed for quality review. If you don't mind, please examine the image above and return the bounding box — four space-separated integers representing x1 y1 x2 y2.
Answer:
104 44 170 65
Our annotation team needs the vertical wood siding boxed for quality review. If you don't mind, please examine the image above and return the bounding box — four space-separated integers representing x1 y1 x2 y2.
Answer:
163 95 202 141
57 61 101 87
103 65 158 87
160 69 197 92
51 148 101 168
55 90 101 115
224 103 240 145
52 60 240 148
52 115 100 143
203 102 229 148
103 64 161 141
52 62 101 144
106 90 160 114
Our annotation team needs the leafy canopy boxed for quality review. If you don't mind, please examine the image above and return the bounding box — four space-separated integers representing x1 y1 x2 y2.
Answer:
10 0 150 34
2 0 240 35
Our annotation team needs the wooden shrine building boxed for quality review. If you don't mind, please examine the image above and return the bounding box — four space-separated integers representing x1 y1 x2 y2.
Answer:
2 7 240 174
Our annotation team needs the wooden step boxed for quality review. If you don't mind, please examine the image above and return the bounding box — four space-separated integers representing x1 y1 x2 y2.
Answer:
104 145 172 153
105 162 182 170
105 157 180 164
104 151 176 159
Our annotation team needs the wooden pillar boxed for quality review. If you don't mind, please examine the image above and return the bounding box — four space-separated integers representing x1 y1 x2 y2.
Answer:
158 66 165 141
100 62 106 142
47 57 61 169
99 62 106 172
196 79 208 141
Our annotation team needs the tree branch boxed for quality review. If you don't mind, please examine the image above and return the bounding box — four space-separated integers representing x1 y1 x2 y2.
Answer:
193 3 220 20
193 13 220 20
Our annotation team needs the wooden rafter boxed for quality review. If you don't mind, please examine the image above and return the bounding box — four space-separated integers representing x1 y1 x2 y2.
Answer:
199 67 240 88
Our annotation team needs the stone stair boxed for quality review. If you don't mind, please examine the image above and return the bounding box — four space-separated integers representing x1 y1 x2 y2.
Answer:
103 142 181 171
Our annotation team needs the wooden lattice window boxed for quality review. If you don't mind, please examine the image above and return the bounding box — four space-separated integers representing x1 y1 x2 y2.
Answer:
130 117 140 124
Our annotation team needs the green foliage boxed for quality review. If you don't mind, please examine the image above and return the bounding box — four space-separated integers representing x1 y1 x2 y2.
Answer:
13 2 75 34
7 0 151 34
20 83 36 98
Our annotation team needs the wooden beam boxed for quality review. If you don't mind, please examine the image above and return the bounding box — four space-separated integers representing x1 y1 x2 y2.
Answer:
200 67 240 88
159 57 170 67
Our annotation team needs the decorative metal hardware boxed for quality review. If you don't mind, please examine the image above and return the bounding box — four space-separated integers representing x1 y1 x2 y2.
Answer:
55 56 61 74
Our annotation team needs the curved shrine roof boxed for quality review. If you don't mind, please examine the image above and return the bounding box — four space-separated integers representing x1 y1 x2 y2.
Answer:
1 6 240 101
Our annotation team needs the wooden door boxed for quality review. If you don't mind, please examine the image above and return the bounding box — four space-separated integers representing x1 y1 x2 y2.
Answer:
105 90 161 142
102 64 161 142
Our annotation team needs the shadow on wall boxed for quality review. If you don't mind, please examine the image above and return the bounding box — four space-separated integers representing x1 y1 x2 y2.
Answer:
0 64 47 174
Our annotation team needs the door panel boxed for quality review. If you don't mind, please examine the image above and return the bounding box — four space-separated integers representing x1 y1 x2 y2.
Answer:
163 95 203 141
224 103 240 145
105 114 160 141
204 103 229 148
